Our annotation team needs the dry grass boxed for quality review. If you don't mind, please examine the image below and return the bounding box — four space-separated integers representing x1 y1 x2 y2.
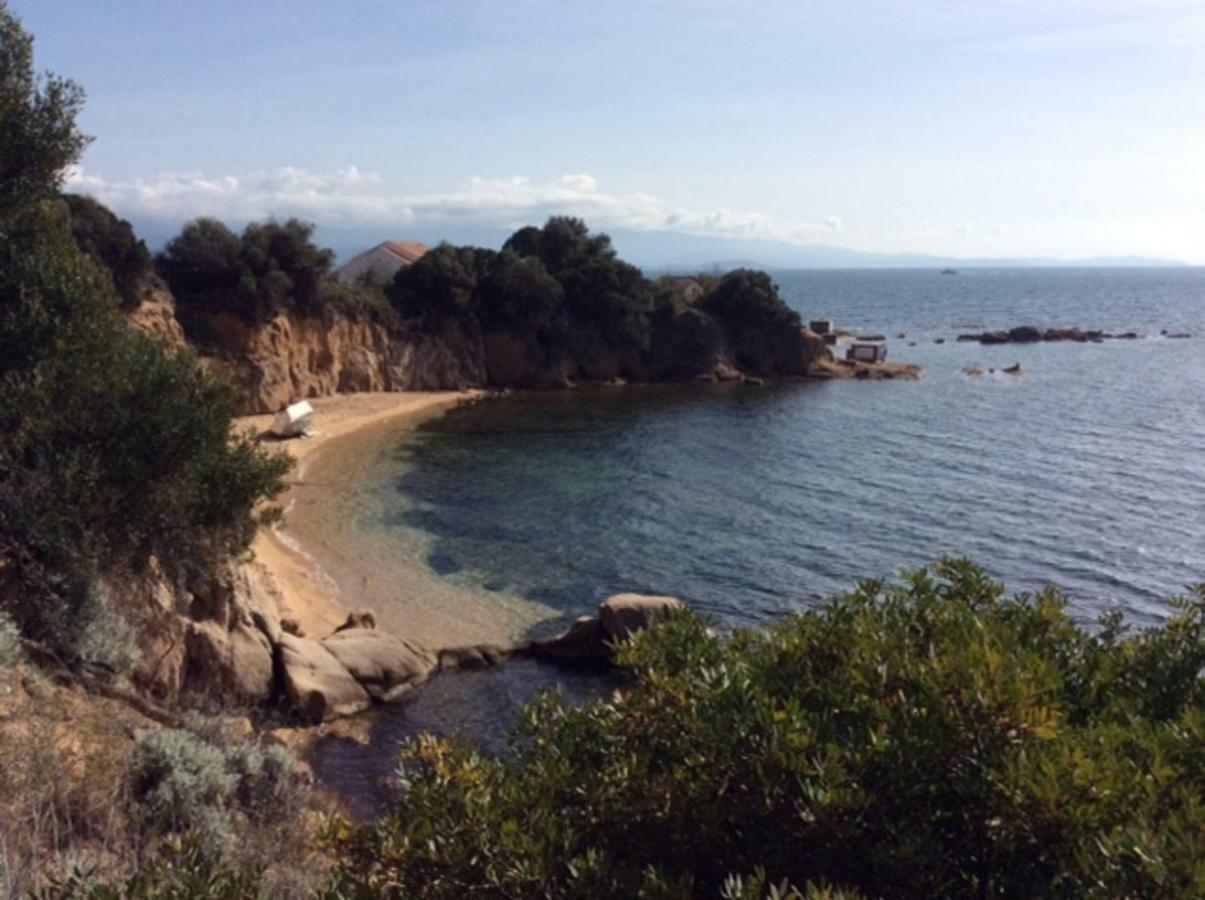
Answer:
0 665 325 898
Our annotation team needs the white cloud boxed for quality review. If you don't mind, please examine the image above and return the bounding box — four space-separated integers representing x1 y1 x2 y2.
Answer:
63 165 844 246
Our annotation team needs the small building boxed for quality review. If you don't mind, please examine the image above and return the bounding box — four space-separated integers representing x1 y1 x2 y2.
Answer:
846 341 888 364
809 319 834 335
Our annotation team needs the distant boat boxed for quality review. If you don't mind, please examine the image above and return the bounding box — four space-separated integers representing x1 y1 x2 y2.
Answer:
940 268 958 275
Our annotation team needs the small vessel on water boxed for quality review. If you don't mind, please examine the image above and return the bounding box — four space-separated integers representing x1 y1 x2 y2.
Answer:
941 268 958 275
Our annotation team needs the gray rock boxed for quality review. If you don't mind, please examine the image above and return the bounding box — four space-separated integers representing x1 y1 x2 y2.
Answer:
320 628 432 703
527 617 609 665
437 643 514 670
182 620 274 704
278 633 370 721
599 593 685 642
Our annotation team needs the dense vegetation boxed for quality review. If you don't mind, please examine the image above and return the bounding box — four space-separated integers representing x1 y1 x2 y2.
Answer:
324 560 1203 899
156 217 396 345
59 193 155 310
32 561 1202 898
0 7 287 661
388 218 812 383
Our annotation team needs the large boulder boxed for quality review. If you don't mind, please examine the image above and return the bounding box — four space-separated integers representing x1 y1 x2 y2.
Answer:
527 617 610 665
599 593 685 642
183 620 275 704
319 628 433 702
278 634 370 721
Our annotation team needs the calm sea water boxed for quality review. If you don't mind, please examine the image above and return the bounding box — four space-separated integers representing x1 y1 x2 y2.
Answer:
311 267 1205 806
383 267 1205 631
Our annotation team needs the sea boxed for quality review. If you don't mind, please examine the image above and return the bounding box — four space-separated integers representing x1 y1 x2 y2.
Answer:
307 266 1205 810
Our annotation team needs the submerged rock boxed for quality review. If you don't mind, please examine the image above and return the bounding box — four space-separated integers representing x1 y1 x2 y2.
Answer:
437 643 514 670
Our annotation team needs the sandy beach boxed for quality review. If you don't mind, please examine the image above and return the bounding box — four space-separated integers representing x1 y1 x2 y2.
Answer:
241 391 554 651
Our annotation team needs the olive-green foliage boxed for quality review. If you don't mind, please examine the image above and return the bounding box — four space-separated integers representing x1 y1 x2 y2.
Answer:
0 10 288 656
0 6 90 210
60 194 154 310
704 269 806 374
156 217 337 329
388 242 497 331
389 217 805 383
324 560 1204 899
0 220 289 649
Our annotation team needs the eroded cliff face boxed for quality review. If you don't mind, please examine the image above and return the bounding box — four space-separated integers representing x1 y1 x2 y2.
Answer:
125 284 832 415
193 311 487 414
124 280 187 348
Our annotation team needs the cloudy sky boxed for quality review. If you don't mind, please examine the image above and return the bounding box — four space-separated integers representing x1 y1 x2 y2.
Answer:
14 0 1205 263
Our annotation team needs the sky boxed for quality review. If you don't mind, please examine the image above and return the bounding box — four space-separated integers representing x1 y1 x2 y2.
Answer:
12 0 1205 263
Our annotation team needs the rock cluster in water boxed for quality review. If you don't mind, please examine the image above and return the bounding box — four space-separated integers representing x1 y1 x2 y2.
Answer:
955 325 1190 345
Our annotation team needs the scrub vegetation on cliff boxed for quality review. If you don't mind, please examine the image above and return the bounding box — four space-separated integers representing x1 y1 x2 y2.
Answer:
0 5 287 703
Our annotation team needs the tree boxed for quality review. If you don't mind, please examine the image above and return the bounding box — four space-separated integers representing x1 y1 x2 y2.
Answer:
61 193 154 309
0 4 90 212
156 217 336 326
703 269 806 374
476 249 566 350
0 8 288 658
387 242 495 330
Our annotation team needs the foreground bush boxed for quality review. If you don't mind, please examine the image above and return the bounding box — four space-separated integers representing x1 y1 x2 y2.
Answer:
325 560 1204 899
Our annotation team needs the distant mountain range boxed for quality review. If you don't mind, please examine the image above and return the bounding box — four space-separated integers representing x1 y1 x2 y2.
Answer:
124 214 1188 273
599 229 1189 272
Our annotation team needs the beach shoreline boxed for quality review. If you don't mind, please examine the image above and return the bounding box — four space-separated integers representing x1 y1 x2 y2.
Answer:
239 391 490 644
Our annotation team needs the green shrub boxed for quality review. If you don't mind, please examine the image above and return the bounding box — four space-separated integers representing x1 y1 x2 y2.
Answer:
324 560 1205 899
60 193 154 310
133 729 239 837
37 835 268 900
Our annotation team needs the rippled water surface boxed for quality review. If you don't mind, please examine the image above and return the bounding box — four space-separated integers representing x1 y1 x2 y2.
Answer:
313 267 1205 811
378 267 1205 631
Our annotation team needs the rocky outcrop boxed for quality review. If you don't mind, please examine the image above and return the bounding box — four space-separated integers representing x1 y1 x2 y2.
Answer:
319 628 433 703
808 356 922 381
956 326 1169 345
124 280 187 348
194 312 487 414
181 298 838 413
278 633 372 721
529 593 686 666
598 594 685 641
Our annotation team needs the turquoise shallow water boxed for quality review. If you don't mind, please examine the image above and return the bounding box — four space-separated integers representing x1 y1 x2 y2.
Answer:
312 266 1205 810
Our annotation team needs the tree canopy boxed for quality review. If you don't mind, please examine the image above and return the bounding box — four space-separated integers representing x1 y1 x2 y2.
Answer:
156 217 336 325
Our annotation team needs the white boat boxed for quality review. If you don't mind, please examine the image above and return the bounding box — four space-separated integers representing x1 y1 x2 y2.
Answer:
271 400 315 438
